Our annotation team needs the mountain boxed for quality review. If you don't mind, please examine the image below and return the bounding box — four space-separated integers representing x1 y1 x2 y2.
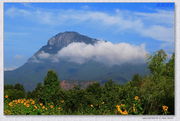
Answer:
35 31 98 54
4 31 149 91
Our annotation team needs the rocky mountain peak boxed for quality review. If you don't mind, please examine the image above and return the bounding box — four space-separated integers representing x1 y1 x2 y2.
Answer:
47 31 98 47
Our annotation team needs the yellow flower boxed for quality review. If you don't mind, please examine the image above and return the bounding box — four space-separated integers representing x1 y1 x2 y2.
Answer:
40 103 43 106
116 104 128 115
162 105 168 112
21 100 24 103
116 105 121 112
90 104 94 107
26 100 30 104
58 107 61 110
116 105 120 109
5 95 8 98
133 106 136 112
134 96 139 101
34 105 38 109
17 99 21 103
8 102 13 107
26 104 30 108
24 102 27 106
50 105 54 108
120 110 128 115
42 106 45 109
31 101 35 105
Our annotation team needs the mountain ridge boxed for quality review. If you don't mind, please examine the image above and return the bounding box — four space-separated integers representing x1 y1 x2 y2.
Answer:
4 31 149 90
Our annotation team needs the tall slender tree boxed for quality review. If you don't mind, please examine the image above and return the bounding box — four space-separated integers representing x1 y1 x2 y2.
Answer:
147 49 167 82
42 70 60 104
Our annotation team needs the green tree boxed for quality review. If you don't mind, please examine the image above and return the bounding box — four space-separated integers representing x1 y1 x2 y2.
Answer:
101 80 120 111
14 83 25 92
86 82 102 97
42 70 60 104
165 53 175 80
147 49 167 82
131 74 142 87
28 83 44 100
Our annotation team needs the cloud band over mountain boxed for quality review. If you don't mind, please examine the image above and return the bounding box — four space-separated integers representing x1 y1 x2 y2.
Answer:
36 41 147 66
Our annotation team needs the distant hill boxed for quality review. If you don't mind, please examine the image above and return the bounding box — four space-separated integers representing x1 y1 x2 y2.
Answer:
4 31 149 90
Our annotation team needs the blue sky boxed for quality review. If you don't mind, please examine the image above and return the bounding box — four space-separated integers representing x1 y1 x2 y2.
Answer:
4 3 175 70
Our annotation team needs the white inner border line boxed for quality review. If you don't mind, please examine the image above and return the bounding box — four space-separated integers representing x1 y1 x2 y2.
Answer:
0 1 179 121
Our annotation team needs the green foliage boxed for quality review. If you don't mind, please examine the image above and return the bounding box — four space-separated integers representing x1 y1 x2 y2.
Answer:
27 83 44 101
147 49 167 82
165 53 175 80
63 88 88 113
131 74 142 87
41 70 60 104
132 97 143 114
24 70 61 104
4 83 25 100
14 83 25 92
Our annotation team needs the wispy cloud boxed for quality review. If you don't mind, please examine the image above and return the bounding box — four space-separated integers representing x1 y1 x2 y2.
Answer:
4 67 17 71
5 7 174 42
137 25 174 42
134 9 174 26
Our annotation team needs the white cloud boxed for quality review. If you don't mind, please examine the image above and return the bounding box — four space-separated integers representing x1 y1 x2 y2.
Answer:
37 51 50 59
134 9 174 25
6 7 31 18
36 41 147 66
5 7 174 42
4 67 17 71
5 7 55 25
137 25 174 42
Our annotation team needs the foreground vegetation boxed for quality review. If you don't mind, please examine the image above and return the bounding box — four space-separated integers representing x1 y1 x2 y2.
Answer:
4 49 174 115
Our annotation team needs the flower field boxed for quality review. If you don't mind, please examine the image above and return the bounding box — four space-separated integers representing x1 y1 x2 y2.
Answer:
4 95 169 115
4 96 63 115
